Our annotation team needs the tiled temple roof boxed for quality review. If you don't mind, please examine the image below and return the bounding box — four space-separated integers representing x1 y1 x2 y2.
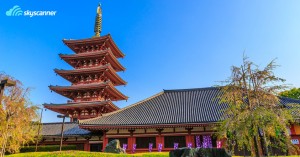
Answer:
42 122 90 136
79 87 300 128
79 87 226 126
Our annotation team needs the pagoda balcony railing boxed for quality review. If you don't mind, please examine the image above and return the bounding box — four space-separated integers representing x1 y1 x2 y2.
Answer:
69 98 106 103
75 63 107 70
72 80 106 86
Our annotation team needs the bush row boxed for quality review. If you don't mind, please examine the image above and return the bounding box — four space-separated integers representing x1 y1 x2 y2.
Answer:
170 148 231 157
8 151 169 157
20 145 77 153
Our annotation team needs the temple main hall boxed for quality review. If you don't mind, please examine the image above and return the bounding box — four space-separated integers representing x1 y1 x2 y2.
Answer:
39 4 300 155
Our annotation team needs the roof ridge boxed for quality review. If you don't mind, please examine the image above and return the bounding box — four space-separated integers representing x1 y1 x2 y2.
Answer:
49 81 110 88
79 91 164 124
62 34 110 42
164 86 220 92
42 122 76 125
59 49 108 56
55 64 110 72
43 100 111 106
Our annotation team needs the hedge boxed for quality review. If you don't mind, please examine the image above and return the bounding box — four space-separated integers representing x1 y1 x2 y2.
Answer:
170 148 231 157
20 145 77 153
8 151 169 157
6 151 300 157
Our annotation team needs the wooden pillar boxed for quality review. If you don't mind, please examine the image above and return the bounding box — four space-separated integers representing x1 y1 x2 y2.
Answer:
84 142 89 151
102 130 108 151
290 124 296 135
84 136 91 151
128 129 135 153
156 129 164 149
185 127 193 147
191 135 195 147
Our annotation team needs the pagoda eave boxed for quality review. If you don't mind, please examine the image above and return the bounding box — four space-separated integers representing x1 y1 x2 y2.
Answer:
43 100 118 110
59 48 125 72
54 64 126 86
62 34 125 58
49 82 128 100
43 101 118 116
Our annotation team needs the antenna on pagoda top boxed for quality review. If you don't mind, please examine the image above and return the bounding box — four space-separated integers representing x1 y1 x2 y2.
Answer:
93 3 102 37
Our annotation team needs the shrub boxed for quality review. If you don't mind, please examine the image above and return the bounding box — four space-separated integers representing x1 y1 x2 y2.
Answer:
170 148 231 157
7 151 169 157
198 148 231 157
20 145 77 153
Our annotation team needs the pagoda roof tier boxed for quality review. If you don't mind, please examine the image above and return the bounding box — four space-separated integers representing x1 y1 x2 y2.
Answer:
43 101 119 115
59 48 125 72
62 34 125 58
49 82 128 101
54 64 126 86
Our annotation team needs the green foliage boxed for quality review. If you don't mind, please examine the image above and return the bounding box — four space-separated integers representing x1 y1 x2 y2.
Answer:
197 148 231 157
217 56 298 156
280 88 300 100
169 148 231 157
20 145 77 153
7 151 169 157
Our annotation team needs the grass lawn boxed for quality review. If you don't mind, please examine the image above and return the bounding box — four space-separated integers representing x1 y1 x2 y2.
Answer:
7 151 169 157
7 151 300 157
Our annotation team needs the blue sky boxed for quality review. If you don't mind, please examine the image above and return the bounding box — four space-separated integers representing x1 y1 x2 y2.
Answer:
1 0 300 122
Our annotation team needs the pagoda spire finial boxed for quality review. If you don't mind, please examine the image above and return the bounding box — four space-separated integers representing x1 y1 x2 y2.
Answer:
94 3 102 37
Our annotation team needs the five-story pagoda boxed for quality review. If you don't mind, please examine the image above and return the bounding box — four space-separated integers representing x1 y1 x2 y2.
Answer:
44 4 128 122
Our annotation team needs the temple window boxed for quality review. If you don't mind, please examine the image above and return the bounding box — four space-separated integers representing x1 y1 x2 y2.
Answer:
91 110 97 116
81 110 89 116
86 92 91 98
89 59 93 66
80 76 84 82
94 74 98 81
77 92 82 98
74 76 79 83
92 91 98 98
87 75 92 81
164 136 186 148
136 137 156 148
73 111 78 117
76 61 82 68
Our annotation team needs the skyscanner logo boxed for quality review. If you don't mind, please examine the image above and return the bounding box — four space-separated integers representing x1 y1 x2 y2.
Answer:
6 5 23 16
6 5 57 17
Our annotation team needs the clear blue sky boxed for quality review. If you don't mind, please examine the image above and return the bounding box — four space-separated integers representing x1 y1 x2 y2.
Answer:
1 0 300 122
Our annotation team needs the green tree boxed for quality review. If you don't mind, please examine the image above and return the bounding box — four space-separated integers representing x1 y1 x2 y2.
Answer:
280 88 300 100
0 73 39 156
217 57 299 157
